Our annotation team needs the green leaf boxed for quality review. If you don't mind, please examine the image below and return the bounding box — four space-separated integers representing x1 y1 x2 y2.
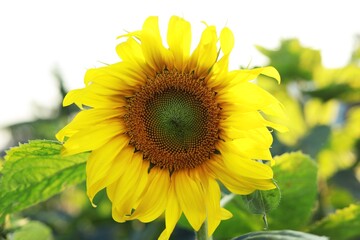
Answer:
267 152 318 229
0 140 88 223
12 221 54 240
243 187 281 230
232 230 328 240
244 187 281 215
308 204 360 240
0 157 3 173
214 194 264 239
214 152 318 238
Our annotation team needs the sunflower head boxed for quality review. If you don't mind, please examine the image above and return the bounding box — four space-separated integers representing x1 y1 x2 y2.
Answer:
56 16 286 240
124 69 221 171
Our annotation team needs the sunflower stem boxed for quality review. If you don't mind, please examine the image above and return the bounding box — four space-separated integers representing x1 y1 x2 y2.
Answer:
195 219 212 240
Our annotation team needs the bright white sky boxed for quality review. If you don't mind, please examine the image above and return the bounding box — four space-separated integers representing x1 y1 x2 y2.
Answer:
0 0 359 148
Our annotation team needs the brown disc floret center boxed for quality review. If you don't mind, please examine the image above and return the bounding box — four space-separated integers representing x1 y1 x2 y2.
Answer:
125 70 220 171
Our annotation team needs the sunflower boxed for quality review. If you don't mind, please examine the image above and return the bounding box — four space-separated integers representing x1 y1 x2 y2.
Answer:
56 16 286 239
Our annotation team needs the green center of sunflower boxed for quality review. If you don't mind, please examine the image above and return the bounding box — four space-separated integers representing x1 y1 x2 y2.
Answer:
146 89 207 151
125 70 220 171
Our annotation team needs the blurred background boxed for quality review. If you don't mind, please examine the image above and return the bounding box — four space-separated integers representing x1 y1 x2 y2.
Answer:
1 0 359 239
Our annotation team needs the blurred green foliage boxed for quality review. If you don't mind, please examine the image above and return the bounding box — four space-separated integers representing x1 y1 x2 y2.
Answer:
308 204 360 239
256 37 360 240
1 36 360 239
0 141 88 224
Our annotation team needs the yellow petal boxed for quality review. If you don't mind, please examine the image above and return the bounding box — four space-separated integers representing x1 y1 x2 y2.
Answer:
218 124 274 160
217 141 273 179
56 108 124 141
260 66 281 83
141 16 173 72
220 124 273 147
84 62 146 91
84 81 133 97
190 166 233 236
228 66 280 84
188 25 218 78
158 182 182 240
86 135 130 203
205 177 223 236
128 167 170 222
61 122 125 156
116 30 141 40
62 87 127 109
205 27 233 91
109 152 149 222
167 16 191 71
116 37 155 78
174 170 206 231
262 102 288 120
217 81 282 114
206 157 275 194
220 27 234 55
221 208 233 219
116 37 145 64
221 111 276 131
206 158 254 194
206 55 230 90
235 138 273 160
238 176 276 190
